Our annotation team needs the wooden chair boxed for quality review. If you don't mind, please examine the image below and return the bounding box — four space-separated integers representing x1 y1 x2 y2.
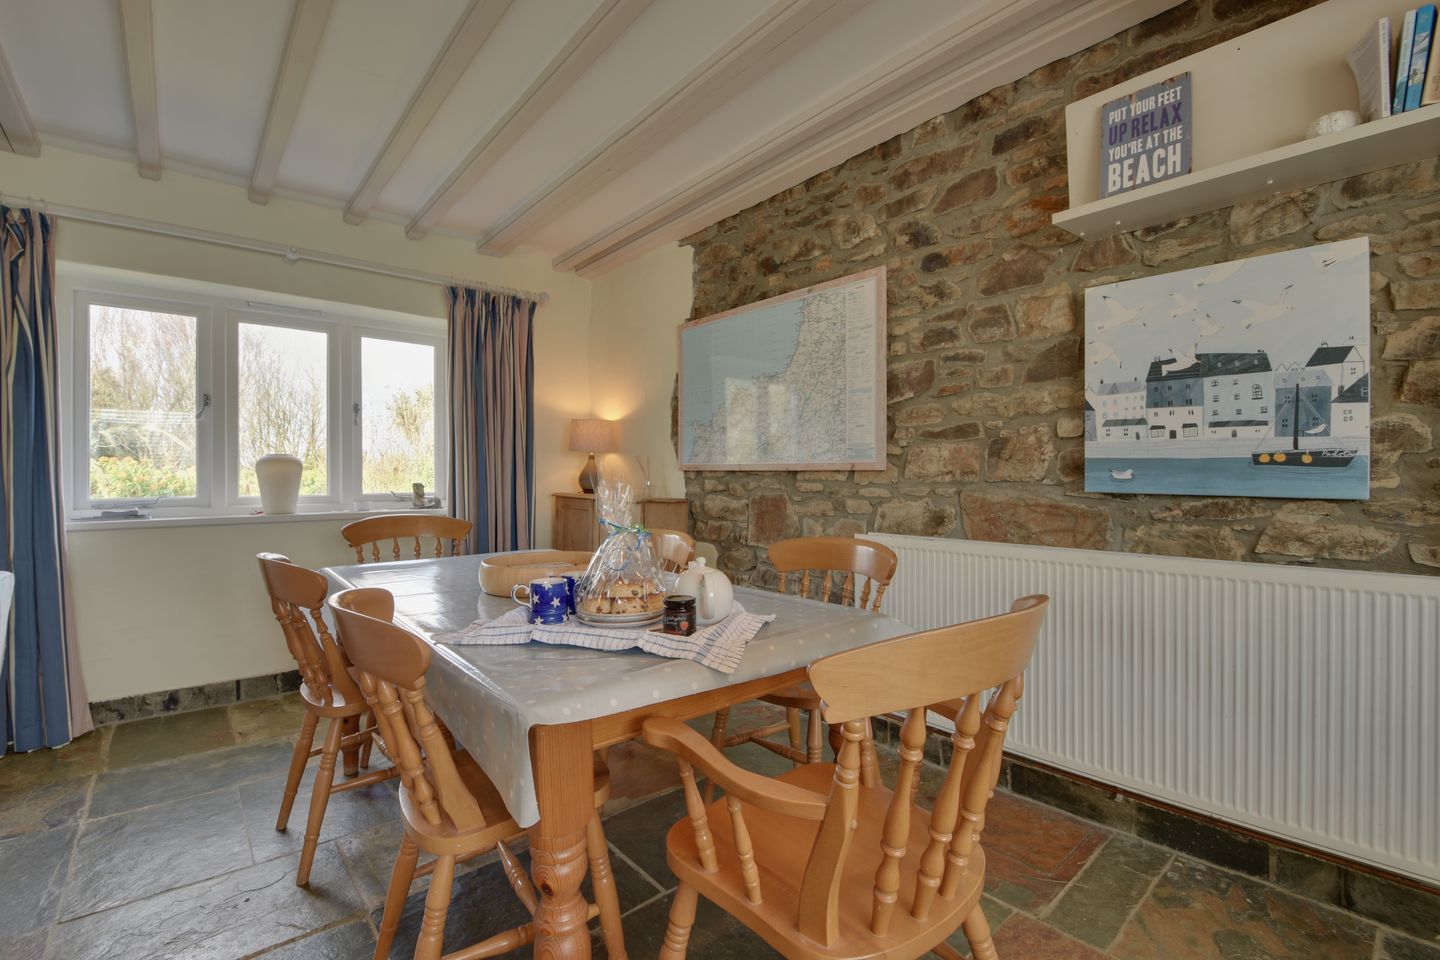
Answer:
256 553 398 886
652 528 697 573
329 587 627 960
341 514 473 563
644 595 1047 960
709 536 898 772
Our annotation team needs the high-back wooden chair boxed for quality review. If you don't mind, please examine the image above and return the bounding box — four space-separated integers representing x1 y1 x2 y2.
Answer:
329 588 627 960
710 536 899 775
341 514 473 563
645 595 1047 960
256 553 397 886
652 528 697 573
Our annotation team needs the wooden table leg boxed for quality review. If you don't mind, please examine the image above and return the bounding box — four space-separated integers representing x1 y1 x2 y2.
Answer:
530 721 596 960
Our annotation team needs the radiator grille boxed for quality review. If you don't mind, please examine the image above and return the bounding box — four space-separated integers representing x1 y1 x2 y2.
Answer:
867 533 1440 884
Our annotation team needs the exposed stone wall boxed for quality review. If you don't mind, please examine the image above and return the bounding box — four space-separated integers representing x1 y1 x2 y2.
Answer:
681 0 1439 581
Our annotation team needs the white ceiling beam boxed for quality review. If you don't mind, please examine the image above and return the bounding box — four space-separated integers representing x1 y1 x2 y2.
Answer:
341 0 514 225
559 0 1181 277
249 0 335 205
402 0 653 239
0 41 40 156
118 0 161 180
471 0 864 256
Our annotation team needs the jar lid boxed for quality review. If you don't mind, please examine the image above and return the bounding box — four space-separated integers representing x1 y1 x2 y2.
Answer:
663 594 696 608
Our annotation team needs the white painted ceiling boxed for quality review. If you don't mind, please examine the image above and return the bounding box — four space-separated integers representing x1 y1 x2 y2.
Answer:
0 0 1177 275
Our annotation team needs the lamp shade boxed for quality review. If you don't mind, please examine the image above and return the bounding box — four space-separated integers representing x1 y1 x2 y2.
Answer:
569 418 617 453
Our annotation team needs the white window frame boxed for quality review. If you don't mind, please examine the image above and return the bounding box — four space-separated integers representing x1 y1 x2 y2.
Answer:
71 290 216 510
346 325 447 508
65 274 446 519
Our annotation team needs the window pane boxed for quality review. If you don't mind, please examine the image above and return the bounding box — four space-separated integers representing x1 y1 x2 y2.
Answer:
88 305 198 501
237 323 328 497
361 338 436 495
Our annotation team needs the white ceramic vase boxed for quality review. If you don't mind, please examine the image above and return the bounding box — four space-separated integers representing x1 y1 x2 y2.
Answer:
255 454 303 514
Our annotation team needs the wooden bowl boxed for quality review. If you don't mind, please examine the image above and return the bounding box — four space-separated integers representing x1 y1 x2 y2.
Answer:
478 550 592 597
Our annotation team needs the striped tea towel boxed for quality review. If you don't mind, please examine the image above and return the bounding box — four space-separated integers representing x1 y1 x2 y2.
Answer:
437 603 774 674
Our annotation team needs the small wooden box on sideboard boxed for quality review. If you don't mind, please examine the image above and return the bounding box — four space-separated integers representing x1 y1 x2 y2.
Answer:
551 493 690 551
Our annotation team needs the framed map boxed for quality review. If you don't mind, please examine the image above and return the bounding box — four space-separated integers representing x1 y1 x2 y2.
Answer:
679 266 886 471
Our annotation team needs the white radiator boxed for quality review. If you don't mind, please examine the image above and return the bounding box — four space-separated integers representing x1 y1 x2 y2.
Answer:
867 533 1440 885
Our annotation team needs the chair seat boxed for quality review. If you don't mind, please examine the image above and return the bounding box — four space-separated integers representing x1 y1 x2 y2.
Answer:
666 762 985 960
401 749 612 856
759 682 822 710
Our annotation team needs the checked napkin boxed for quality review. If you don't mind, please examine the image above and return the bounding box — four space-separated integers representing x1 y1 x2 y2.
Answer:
436 603 774 674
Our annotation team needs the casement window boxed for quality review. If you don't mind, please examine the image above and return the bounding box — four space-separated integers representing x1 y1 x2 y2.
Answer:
70 282 444 518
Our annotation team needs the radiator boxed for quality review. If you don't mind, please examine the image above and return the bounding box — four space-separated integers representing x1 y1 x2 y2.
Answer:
866 533 1440 885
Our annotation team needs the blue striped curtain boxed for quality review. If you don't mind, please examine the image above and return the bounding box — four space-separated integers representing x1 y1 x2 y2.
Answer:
447 287 536 554
1 205 91 755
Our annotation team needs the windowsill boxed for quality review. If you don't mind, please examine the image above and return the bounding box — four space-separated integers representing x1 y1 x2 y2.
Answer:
66 507 446 532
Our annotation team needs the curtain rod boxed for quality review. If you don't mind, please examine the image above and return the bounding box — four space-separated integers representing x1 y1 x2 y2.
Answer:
0 193 551 305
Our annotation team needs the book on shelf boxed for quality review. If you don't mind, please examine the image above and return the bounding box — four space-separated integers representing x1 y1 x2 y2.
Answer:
1347 16 1392 121
1426 17 1440 104
1394 8 1417 115
1403 5 1436 111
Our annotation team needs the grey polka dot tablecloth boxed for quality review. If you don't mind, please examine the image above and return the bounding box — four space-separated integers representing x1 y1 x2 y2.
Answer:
322 553 912 827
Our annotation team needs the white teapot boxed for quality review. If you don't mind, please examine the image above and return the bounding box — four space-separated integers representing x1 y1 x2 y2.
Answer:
673 557 734 626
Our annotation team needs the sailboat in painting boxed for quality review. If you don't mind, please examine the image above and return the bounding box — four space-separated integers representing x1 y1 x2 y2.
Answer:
1251 382 1359 469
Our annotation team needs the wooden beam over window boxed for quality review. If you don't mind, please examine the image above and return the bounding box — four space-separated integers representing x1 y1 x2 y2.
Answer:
249 0 335 205
0 41 40 157
471 0 864 257
402 0 653 239
341 0 514 225
119 0 161 179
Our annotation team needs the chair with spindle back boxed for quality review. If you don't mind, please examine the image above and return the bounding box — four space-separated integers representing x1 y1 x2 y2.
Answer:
329 588 627 960
256 553 399 887
652 528 697 573
644 595 1047 960
709 536 898 774
341 514 473 563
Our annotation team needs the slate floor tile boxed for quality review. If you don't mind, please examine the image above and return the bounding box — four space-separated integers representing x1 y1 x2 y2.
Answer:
337 818 497 909
0 825 76 940
597 787 689 889
229 694 309 745
249 919 377 959
979 790 1111 911
106 707 236 769
1109 856 1378 959
0 726 110 787
989 913 1106 958
1042 833 1172 949
239 764 401 863
48 842 362 960
89 739 295 818
62 787 253 919
0 773 91 838
374 842 657 960
1381 931 1440 960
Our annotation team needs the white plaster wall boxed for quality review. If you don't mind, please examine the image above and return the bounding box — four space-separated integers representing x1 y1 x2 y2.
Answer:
0 146 596 700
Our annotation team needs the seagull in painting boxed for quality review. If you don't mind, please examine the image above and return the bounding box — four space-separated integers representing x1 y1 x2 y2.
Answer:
1087 339 1122 367
1309 244 1364 270
1096 295 1142 333
1234 297 1297 329
1168 293 1198 319
1196 312 1223 338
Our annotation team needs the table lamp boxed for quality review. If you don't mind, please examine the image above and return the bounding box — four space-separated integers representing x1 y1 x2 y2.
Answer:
569 418 616 493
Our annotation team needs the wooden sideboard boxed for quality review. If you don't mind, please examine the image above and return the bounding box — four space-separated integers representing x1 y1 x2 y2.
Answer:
551 493 690 551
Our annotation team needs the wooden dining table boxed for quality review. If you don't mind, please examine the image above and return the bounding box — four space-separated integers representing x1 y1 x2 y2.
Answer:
322 553 912 960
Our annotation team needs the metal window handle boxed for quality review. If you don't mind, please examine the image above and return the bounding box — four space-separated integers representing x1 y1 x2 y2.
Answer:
196 393 211 420
353 402 361 426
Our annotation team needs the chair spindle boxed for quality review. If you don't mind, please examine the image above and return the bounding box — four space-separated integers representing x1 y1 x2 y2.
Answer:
727 796 763 904
679 759 719 872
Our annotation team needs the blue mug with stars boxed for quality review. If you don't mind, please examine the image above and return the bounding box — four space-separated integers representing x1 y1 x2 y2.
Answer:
512 576 570 625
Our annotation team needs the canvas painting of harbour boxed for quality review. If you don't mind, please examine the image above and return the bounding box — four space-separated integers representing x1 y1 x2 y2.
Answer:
1084 237 1371 499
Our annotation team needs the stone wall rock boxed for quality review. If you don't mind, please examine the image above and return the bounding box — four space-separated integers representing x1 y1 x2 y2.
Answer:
681 0 1438 580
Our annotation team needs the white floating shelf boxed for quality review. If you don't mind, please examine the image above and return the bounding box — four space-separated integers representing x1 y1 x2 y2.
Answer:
1053 105 1440 239
1052 0 1439 241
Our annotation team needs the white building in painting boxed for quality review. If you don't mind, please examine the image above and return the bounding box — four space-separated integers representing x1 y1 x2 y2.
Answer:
1201 352 1272 440
1089 379 1147 441
1331 372 1369 438
1306 343 1365 395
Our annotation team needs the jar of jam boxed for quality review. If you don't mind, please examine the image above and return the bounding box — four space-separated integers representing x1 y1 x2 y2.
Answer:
662 595 696 636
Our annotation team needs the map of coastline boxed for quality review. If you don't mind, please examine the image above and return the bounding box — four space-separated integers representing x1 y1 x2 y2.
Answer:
682 276 878 466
